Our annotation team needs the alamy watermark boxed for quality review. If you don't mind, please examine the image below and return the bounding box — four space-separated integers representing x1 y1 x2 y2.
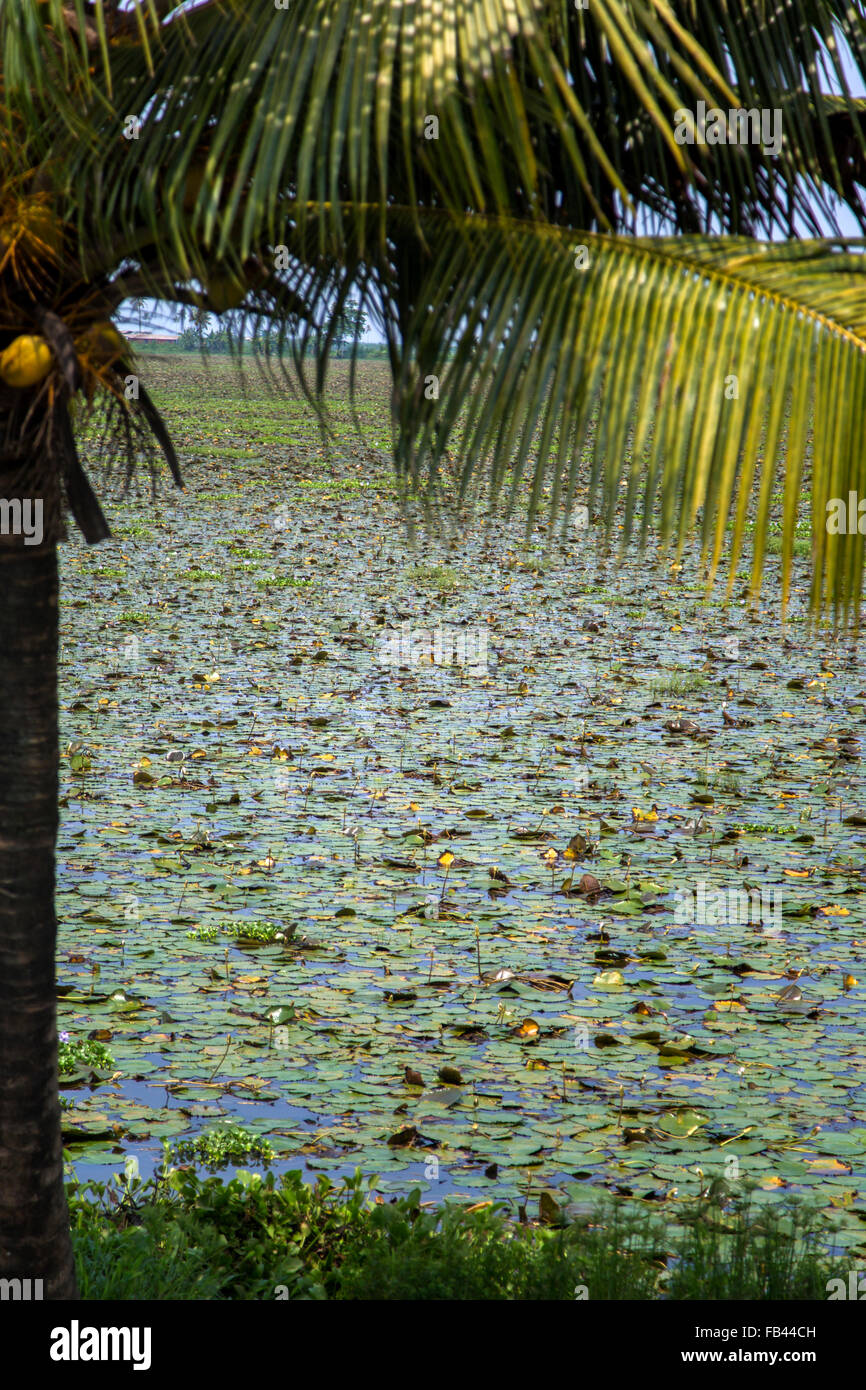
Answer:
674 101 782 157
375 621 487 673
0 1276 43 1300
0 498 43 546
827 492 866 534
827 1271 866 1299
673 879 782 930
49 1323 151 1371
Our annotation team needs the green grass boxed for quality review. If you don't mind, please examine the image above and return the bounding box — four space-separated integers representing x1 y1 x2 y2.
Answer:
403 563 461 593
67 1167 844 1301
254 575 315 589
766 533 812 559
649 670 709 698
116 523 154 538
711 770 743 796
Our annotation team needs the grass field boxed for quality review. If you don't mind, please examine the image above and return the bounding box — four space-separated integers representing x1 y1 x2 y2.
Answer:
57 352 866 1276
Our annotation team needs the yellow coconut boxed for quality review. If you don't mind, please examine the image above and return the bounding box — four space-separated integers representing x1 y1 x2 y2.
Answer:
0 334 53 388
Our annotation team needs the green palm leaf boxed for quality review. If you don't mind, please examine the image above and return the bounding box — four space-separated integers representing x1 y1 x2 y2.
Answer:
40 0 866 273
337 214 866 621
6 2 866 622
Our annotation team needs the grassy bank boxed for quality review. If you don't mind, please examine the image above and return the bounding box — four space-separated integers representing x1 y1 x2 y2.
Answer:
68 1166 843 1301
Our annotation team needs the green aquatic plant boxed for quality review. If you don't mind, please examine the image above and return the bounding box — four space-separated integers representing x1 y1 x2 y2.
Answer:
167 1126 275 1172
58 1038 115 1077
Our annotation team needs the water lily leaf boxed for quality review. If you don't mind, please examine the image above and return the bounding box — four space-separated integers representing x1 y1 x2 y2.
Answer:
593 969 625 988
655 1109 709 1137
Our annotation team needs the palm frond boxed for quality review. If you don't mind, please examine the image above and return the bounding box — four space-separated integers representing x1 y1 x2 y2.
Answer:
11 0 866 296
0 0 170 147
277 209 866 622
7 1 866 615
59 0 856 279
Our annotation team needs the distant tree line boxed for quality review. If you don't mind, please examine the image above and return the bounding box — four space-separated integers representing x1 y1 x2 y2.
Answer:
171 302 383 355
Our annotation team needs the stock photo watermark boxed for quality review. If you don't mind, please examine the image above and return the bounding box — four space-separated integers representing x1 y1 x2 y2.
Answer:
826 492 866 534
674 101 782 156
0 1276 43 1300
827 1271 866 1299
375 620 488 673
0 497 43 545
49 1324 152 1371
673 879 782 929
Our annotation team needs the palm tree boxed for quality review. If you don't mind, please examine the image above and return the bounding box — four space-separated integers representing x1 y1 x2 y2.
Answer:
334 302 368 359
3 0 866 1297
130 295 147 335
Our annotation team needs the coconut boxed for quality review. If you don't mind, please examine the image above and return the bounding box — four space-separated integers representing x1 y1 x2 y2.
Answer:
0 334 53 388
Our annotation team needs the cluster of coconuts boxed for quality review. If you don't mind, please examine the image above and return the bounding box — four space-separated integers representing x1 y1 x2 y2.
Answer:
0 192 131 388
0 335 54 388
0 322 128 389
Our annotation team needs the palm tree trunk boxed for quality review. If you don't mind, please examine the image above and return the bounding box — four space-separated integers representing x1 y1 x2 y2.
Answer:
0 544 77 1298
